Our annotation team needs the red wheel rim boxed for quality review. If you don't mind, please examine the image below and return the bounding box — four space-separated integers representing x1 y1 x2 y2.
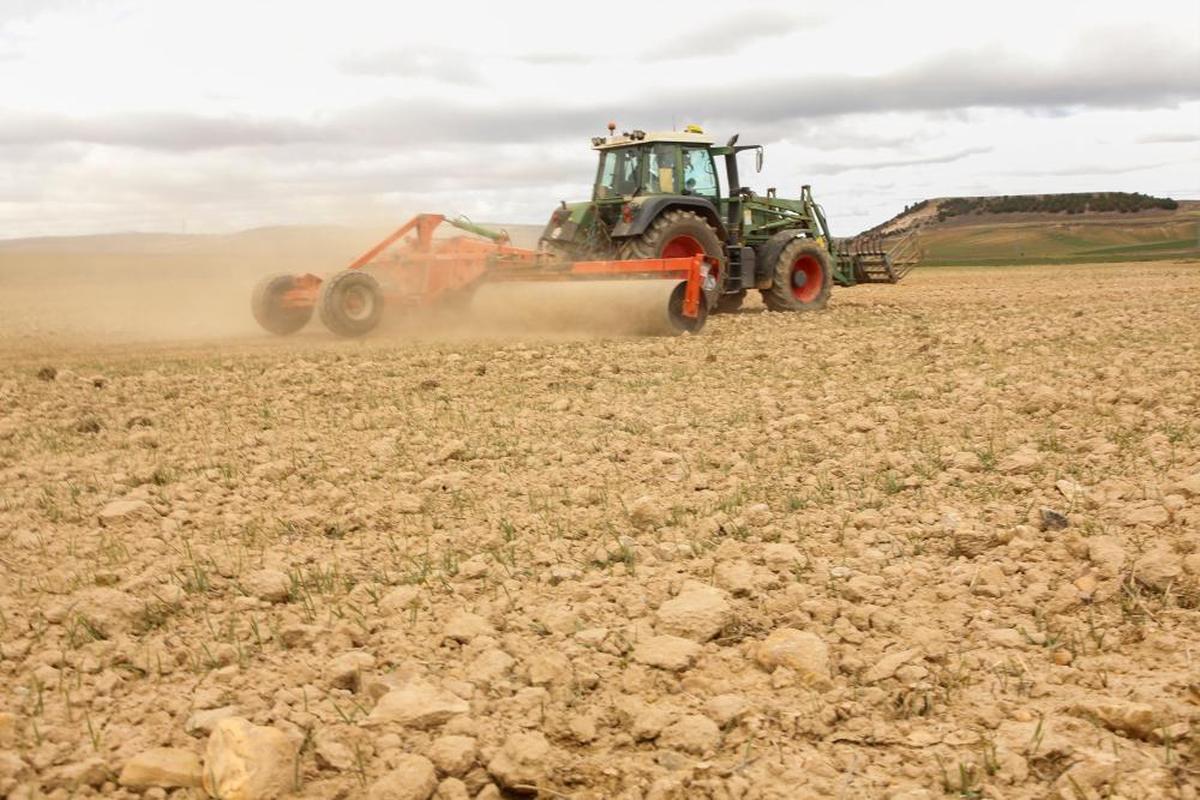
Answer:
662 234 703 259
662 235 718 285
791 256 823 303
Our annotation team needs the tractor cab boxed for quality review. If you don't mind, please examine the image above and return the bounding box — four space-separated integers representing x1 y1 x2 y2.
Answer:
591 130 720 201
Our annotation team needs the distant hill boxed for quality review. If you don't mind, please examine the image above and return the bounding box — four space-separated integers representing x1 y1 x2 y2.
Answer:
870 193 1199 266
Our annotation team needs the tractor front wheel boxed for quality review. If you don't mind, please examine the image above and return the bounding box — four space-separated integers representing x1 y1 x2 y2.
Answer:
761 240 832 312
319 270 384 337
251 274 313 335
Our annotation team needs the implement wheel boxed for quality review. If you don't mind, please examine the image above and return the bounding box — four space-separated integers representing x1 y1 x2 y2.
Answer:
762 239 832 312
319 270 384 337
251 274 313 335
617 209 723 306
666 281 707 335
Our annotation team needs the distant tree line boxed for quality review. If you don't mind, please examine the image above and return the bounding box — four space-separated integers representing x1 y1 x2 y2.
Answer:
928 192 1177 221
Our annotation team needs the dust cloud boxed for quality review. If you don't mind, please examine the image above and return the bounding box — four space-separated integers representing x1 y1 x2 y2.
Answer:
0 226 378 346
0 225 696 349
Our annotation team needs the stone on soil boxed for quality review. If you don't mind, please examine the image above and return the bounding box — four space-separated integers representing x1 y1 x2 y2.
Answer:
654 582 731 642
242 569 291 603
631 635 702 671
487 731 551 793
202 717 298 800
367 754 438 800
754 628 830 687
118 748 202 790
365 683 470 729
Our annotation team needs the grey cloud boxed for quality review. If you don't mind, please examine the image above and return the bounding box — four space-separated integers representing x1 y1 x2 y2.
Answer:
339 46 482 84
514 52 593 65
1011 160 1174 176
643 10 823 61
1137 132 1200 144
0 111 322 151
808 147 993 175
650 44 1200 125
2 37 1196 156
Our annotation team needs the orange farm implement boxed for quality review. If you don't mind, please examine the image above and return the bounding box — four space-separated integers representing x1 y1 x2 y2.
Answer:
252 213 713 338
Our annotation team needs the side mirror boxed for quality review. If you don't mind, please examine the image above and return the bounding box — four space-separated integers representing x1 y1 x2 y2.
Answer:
755 147 764 173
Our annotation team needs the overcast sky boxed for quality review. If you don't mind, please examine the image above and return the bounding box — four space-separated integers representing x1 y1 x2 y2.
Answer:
1 0 1198 238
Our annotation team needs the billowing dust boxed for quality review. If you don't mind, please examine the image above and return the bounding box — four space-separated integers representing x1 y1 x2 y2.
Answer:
0 226 686 347
1 261 1199 800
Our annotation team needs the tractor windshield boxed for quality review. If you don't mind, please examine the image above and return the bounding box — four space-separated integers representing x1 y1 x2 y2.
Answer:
683 147 719 199
595 147 642 199
641 144 678 195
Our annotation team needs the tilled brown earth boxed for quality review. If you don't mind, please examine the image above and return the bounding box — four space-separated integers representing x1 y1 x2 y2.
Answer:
1 263 1199 800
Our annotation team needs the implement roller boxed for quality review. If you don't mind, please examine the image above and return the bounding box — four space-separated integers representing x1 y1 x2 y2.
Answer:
251 123 915 338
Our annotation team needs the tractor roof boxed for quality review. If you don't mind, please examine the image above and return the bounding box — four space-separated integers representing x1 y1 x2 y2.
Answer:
592 130 714 150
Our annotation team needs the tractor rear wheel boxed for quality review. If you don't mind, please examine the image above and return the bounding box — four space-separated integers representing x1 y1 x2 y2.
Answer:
319 270 384 337
251 273 313 335
617 209 723 305
761 239 832 312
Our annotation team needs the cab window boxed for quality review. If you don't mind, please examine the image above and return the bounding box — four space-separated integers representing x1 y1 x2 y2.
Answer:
595 147 642 199
641 144 679 194
682 148 719 198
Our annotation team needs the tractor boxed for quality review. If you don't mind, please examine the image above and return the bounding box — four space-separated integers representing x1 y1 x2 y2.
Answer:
250 124 917 338
539 123 917 313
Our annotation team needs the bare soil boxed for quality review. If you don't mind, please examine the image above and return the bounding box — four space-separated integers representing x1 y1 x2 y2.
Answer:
1 262 1199 800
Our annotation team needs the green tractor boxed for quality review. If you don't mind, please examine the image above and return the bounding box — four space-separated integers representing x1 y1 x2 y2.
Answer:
540 124 917 313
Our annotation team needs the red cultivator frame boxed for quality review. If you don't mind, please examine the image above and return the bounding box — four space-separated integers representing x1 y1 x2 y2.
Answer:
251 214 714 337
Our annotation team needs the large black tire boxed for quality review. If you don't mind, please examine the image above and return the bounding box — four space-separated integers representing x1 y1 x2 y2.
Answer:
617 209 723 307
761 239 832 312
251 274 313 335
318 270 384 337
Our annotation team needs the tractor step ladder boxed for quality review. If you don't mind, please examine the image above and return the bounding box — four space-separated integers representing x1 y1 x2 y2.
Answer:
846 230 920 284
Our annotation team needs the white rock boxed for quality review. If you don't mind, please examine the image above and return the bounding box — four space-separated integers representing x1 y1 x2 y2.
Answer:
971 563 1009 597
658 714 720 755
655 583 731 642
241 569 291 603
1087 536 1126 578
118 748 202 790
314 730 355 771
1134 544 1182 591
202 717 298 800
426 735 476 777
469 649 515 684
185 705 238 736
365 683 470 729
443 611 494 643
1124 504 1169 527
1072 698 1159 741
631 635 702 671
713 560 757 596
326 651 375 691
368 754 438 800
628 495 664 529
380 585 421 615
434 777 470 800
487 732 550 792
62 588 143 637
702 694 748 727
754 628 830 687
862 648 922 683
98 499 157 525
